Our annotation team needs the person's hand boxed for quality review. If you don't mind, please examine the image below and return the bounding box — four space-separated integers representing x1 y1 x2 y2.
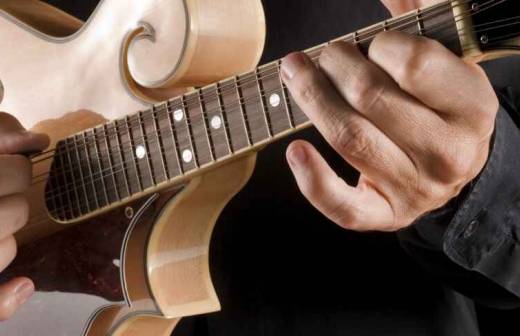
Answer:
281 9 498 232
380 0 444 16
0 113 48 320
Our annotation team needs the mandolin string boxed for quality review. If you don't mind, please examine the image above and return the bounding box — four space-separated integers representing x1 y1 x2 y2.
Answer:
30 6 508 189
31 5 506 182
31 13 507 198
31 30 511 224
31 0 498 187
28 4 516 226
29 0 489 179
28 0 474 161
27 1 507 223
29 6 503 208
29 0 494 174
32 0 507 165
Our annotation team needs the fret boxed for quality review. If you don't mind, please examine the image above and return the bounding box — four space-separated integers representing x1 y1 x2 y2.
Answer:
152 105 172 181
184 90 213 166
72 134 94 213
353 31 360 44
85 129 108 208
235 77 253 145
219 79 250 152
254 68 273 138
216 83 233 153
106 122 131 200
237 73 270 144
55 141 75 219
74 134 99 211
278 59 295 129
417 9 425 36
169 97 197 172
142 109 168 184
160 101 182 177
258 62 292 135
95 127 120 203
201 85 231 160
65 137 88 215
116 118 142 194
77 133 100 210
130 113 154 189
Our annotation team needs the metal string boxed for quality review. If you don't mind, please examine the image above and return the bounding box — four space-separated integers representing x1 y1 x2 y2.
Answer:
28 0 467 162
26 0 509 223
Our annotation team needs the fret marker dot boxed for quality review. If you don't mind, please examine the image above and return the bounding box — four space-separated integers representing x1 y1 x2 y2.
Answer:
211 116 222 130
269 93 281 107
182 149 193 163
173 109 184 122
135 145 146 159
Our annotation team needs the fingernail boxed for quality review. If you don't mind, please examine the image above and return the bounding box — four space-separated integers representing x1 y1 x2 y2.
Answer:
281 53 308 81
15 281 34 305
288 144 308 166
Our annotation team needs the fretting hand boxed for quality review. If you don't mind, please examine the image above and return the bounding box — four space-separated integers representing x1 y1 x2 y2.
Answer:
281 1 498 231
0 113 48 320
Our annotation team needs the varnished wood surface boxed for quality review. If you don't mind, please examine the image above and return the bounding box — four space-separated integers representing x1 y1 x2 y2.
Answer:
0 0 265 335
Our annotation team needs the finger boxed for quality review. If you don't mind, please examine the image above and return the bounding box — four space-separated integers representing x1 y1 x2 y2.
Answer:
380 0 444 16
0 112 49 155
0 195 28 241
0 236 17 273
369 32 498 122
281 52 414 182
319 42 446 155
0 155 32 197
286 140 396 231
0 277 34 321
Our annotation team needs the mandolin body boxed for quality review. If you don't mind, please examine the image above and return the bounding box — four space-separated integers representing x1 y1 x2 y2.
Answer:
0 0 265 335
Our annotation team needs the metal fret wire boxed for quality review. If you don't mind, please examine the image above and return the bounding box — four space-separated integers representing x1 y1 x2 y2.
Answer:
37 4 512 221
32 0 478 179
30 0 466 163
33 1 499 188
38 9 491 210
31 0 505 220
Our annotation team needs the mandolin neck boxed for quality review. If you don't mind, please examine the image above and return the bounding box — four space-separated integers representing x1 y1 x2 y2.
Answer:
46 0 485 223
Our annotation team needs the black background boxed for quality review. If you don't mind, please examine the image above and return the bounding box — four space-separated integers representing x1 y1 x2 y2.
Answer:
39 1 520 334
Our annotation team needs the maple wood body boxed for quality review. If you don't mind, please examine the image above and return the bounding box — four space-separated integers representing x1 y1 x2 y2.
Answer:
0 0 265 335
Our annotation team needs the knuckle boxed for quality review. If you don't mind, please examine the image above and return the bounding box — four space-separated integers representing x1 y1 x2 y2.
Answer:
348 65 383 111
0 236 17 270
398 38 439 88
327 197 360 230
295 75 325 107
1 155 32 191
8 195 29 232
333 119 372 159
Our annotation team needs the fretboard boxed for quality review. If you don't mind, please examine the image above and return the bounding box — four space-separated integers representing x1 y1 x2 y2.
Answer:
45 0 467 222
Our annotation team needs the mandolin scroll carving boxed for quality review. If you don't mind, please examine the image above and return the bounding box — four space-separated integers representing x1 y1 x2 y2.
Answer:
121 0 265 102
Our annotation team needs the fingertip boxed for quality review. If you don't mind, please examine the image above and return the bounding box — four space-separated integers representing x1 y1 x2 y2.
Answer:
14 278 34 306
286 140 310 168
0 277 34 321
30 132 50 150
281 52 313 82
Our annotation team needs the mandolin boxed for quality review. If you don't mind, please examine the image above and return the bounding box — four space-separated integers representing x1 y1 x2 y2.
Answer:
0 0 519 335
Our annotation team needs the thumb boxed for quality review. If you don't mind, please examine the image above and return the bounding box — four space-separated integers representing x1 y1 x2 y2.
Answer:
287 140 395 232
0 277 34 321
0 113 49 155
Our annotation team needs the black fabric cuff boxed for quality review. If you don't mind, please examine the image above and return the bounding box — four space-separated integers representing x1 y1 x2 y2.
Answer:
398 105 520 301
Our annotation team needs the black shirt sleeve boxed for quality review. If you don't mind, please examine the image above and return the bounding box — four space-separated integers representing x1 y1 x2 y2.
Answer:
397 88 520 309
